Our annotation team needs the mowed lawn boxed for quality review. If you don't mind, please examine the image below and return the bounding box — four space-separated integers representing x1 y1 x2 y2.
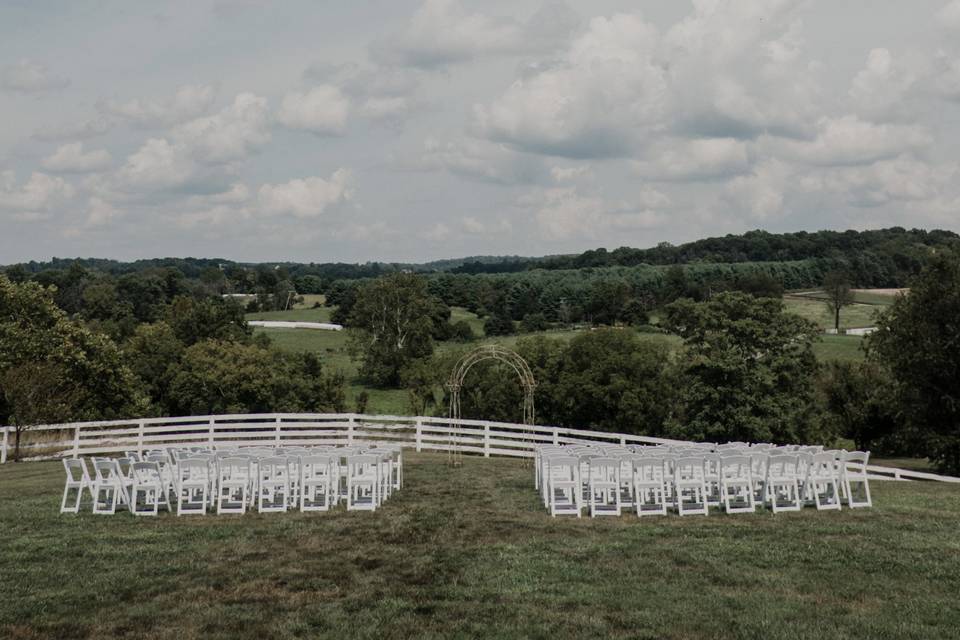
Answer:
2 454 959 639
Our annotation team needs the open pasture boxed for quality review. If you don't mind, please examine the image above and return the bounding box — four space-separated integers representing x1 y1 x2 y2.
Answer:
1 452 959 639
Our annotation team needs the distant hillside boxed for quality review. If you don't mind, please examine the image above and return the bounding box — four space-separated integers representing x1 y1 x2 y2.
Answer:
4 228 957 288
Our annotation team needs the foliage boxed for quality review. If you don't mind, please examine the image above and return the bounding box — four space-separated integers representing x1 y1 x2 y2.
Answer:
346 273 436 387
165 295 251 346
867 252 960 473
123 322 187 415
535 331 674 435
448 319 476 342
1 362 82 460
662 292 824 444
483 313 515 336
519 313 549 333
167 340 345 415
0 275 145 430
819 361 904 453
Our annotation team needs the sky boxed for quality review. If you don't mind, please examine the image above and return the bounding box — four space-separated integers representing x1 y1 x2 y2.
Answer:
1 0 959 264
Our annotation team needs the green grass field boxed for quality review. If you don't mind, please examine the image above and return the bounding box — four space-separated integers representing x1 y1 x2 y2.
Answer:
2 453 959 639
783 298 882 330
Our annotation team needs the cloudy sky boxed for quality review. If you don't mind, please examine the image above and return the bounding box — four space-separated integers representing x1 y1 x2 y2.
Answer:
1 0 959 263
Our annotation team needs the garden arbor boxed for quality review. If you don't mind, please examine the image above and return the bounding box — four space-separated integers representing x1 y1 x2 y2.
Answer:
446 344 536 466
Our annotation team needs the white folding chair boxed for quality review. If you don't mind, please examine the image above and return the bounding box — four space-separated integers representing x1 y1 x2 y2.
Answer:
802 452 842 511
546 455 581 517
674 456 708 516
587 457 621 517
346 454 379 511
257 456 289 513
841 451 872 508
61 459 92 514
632 456 668 517
217 457 252 514
719 455 756 514
176 459 210 516
765 455 802 513
300 454 336 512
131 461 169 516
92 459 131 515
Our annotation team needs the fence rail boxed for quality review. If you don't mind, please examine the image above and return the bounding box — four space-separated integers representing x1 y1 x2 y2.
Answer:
2 413 959 484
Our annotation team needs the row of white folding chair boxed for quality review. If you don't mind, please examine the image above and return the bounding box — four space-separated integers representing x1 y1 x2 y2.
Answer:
537 447 868 517
65 445 403 516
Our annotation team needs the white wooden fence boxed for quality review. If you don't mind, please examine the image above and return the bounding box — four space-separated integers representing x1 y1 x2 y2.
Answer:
2 413 958 484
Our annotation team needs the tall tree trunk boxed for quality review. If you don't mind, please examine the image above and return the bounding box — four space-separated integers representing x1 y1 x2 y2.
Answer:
14 427 21 463
835 306 840 333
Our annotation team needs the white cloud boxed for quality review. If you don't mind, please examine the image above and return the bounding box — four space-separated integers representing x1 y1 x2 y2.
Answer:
723 160 788 220
475 13 667 158
41 142 112 173
0 171 75 219
115 138 196 192
631 138 750 181
520 184 667 240
276 86 349 135
173 92 270 163
550 165 592 182
938 1 960 29
847 48 925 120
1 59 69 93
100 84 217 128
371 0 576 68
933 50 960 101
32 117 113 142
765 115 931 166
476 4 821 159
802 155 958 208
85 197 123 227
461 215 512 235
257 169 352 218
417 137 547 184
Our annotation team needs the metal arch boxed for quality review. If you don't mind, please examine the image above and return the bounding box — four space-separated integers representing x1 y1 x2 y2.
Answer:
446 344 537 466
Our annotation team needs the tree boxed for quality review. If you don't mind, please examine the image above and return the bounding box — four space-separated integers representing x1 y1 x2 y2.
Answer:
520 312 549 333
541 330 674 435
167 340 345 415
662 292 822 444
823 270 855 333
165 295 250 346
867 253 960 473
124 322 186 414
2 362 81 461
483 313 515 336
819 361 901 453
346 273 436 387
0 275 145 432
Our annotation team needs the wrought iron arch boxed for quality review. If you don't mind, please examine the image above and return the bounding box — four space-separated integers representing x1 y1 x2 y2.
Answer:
446 344 537 466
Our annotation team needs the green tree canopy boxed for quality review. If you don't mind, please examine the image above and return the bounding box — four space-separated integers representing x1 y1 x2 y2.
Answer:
346 273 436 387
867 252 960 473
167 340 345 415
0 274 145 429
662 292 823 444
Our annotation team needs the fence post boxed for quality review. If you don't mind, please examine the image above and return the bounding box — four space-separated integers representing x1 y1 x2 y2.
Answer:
552 428 559 446
1 427 7 464
73 424 81 459
275 416 282 445
620 436 626 446
137 420 145 455
415 419 422 452
348 416 355 445
208 417 215 446
484 423 490 458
